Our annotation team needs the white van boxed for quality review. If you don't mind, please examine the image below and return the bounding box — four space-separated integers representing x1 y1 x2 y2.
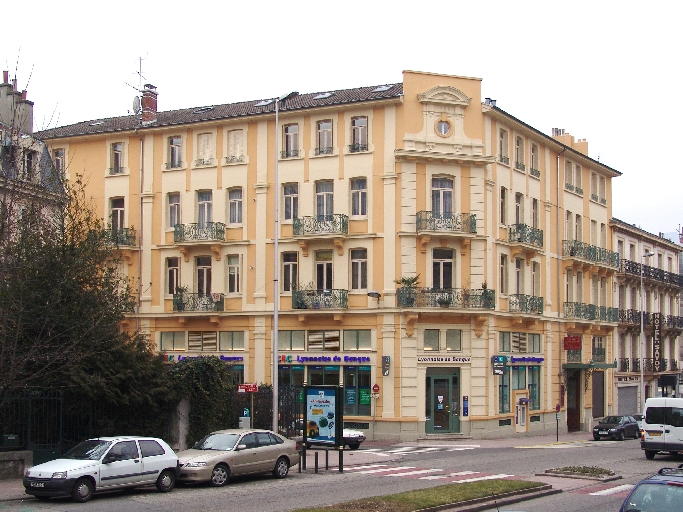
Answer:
641 397 683 460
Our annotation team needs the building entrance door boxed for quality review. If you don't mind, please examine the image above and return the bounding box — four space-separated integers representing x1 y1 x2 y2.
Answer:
567 372 581 431
425 369 460 434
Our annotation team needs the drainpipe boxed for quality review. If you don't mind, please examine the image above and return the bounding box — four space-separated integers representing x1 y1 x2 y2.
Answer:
557 147 566 417
135 128 143 332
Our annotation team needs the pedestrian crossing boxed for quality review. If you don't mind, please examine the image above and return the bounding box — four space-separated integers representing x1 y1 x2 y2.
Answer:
344 463 513 482
570 482 634 497
361 445 480 456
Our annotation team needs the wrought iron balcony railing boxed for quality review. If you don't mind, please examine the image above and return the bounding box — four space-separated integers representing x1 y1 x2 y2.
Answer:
349 143 368 153
515 161 526 171
499 155 510 165
672 359 679 371
194 158 214 166
292 289 348 310
590 193 599 202
619 259 683 287
631 358 641 372
224 155 244 164
600 197 607 205
508 223 543 248
575 187 583 195
592 347 606 363
563 240 620 268
643 358 654 372
293 214 348 236
618 358 630 372
174 222 226 242
662 359 668 371
566 350 582 363
397 288 495 309
416 211 476 234
108 167 124 175
173 292 224 312
166 161 182 170
564 302 619 322
530 168 540 178
106 227 136 246
618 308 642 324
508 294 543 314
565 183 575 192
315 147 333 156
281 149 299 159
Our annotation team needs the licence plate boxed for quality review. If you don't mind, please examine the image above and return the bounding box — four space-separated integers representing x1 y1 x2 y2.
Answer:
31 482 45 488
599 431 607 435
648 431 662 437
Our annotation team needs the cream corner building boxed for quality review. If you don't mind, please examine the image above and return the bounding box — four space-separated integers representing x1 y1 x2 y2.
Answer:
36 70 681 440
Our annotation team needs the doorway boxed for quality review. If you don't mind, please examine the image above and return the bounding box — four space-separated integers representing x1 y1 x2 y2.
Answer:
566 371 581 431
425 368 461 434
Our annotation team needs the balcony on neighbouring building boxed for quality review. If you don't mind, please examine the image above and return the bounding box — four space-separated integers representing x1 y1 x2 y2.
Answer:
348 143 368 153
566 350 582 363
173 293 224 312
592 347 606 363
224 155 244 164
515 161 526 172
499 155 510 165
563 240 620 268
618 358 630 372
671 359 679 371
508 224 543 248
416 212 477 234
618 259 683 287
281 150 299 159
564 302 619 322
631 358 641 372
293 214 348 236
397 288 495 309
106 227 136 246
643 358 654 372
508 294 544 314
194 158 214 166
315 147 333 156
174 222 226 242
530 167 540 178
108 166 124 175
292 289 348 310
665 315 683 329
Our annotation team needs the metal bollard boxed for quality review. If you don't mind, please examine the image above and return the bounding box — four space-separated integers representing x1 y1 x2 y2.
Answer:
325 449 329 470
314 451 319 473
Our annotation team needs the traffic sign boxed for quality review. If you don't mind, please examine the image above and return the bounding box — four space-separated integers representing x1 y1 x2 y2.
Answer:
372 383 380 393
238 383 259 393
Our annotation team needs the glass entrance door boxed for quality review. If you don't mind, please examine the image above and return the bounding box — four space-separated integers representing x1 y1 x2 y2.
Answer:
432 378 451 430
425 369 461 434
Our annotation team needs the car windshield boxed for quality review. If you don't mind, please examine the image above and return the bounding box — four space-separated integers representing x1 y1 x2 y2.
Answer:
192 433 240 451
600 416 621 424
63 440 112 460
624 482 683 512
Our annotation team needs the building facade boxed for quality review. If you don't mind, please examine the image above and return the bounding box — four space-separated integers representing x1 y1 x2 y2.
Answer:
38 71 635 439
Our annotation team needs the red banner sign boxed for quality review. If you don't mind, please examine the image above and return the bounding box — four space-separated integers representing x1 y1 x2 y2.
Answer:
238 384 259 393
563 336 582 351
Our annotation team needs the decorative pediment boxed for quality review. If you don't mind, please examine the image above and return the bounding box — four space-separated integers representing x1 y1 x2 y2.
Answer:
418 86 471 107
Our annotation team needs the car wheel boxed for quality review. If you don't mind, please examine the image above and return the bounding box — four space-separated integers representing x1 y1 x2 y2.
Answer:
617 431 625 441
273 457 289 479
593 435 600 441
645 450 656 460
156 469 176 493
71 478 94 503
347 443 360 450
211 464 230 487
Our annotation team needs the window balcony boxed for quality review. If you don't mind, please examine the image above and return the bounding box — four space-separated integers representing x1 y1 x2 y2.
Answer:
508 294 543 314
396 287 495 309
293 214 348 236
194 158 214 166
348 143 368 153
224 155 244 164
416 211 476 235
564 302 619 322
530 168 540 178
292 289 348 310
590 193 599 202
671 359 679 371
514 161 526 171
618 259 683 287
280 150 299 159
562 240 620 268
508 224 543 248
575 187 583 195
315 147 333 156
643 358 654 372
499 155 510 165
665 315 683 330
166 161 182 170
566 350 582 363
105 227 136 246
618 358 630 372
173 292 224 312
599 197 607 205
174 222 226 242
108 167 124 175
564 183 575 192
618 308 644 325
592 347 606 363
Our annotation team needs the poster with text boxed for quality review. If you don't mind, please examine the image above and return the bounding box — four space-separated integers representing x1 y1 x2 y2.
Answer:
305 387 338 446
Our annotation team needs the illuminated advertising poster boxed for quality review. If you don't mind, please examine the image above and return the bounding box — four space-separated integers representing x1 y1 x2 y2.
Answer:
304 386 342 447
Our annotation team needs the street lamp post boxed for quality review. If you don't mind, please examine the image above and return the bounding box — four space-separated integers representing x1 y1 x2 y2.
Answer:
640 251 653 413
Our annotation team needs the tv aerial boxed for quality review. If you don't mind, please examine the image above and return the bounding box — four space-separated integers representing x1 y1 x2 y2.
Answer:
132 95 141 115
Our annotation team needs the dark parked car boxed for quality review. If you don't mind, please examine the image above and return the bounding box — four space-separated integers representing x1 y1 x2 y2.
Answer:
619 464 683 512
593 415 639 441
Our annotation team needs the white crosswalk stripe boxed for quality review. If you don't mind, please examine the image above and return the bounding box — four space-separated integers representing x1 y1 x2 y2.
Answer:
451 474 514 483
354 466 418 474
387 469 443 477
589 484 634 496
361 445 480 456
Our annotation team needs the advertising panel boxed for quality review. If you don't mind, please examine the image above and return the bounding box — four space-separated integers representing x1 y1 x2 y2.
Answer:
304 386 343 448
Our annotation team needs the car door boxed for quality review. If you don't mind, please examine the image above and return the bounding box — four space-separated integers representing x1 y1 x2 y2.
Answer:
99 440 143 489
138 439 169 484
254 432 279 472
230 433 259 475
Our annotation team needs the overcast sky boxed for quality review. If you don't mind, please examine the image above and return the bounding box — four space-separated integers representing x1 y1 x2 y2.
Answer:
5 0 681 239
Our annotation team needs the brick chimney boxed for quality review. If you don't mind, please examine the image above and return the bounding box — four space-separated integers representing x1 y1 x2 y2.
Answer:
0 71 34 134
141 84 158 125
551 128 588 156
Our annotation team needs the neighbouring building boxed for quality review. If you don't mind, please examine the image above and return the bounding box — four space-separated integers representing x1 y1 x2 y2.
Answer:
37 70 636 439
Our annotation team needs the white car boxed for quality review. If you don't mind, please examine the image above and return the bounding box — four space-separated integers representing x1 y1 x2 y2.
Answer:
306 428 366 450
23 436 179 503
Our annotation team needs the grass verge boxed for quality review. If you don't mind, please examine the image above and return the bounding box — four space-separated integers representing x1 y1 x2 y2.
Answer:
293 479 544 512
547 466 614 477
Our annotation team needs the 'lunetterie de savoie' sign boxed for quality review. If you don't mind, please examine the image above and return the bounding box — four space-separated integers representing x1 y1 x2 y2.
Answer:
417 356 471 363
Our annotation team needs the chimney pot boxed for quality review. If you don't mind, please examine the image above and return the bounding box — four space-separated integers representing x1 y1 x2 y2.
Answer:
12 78 17 91
21 90 27 101
141 84 158 124
2 71 8 83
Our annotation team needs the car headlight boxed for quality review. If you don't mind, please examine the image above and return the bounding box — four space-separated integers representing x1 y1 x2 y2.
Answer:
608 428 617 432
184 462 207 468
52 472 67 479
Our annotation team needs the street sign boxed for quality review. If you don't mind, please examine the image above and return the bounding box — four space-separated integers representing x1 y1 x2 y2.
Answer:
372 383 380 393
243 408 249 417
371 393 379 399
382 356 390 376
238 383 259 393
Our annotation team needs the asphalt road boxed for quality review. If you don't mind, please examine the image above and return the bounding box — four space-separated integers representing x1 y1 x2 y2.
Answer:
5 432 679 512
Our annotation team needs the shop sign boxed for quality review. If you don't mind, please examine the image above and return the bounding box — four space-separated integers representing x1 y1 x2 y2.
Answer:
164 354 244 363
510 356 544 363
563 336 582 351
653 313 662 372
279 354 371 364
492 355 506 375
359 388 371 405
417 356 471 363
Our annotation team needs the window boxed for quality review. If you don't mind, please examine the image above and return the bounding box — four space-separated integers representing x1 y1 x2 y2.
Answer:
576 270 583 302
575 214 582 241
515 258 523 294
21 149 36 179
500 187 507 224
160 331 186 351
511 332 527 352
228 188 243 224
139 440 166 457
343 330 371 350
282 252 298 292
512 367 526 390
307 330 340 351
283 124 299 158
599 176 606 202
514 136 525 170
196 256 212 296
436 120 451 136
227 129 244 163
283 183 298 221
350 178 367 216
53 148 65 173
227 255 240 293
432 248 453 289
591 172 598 200
530 144 539 174
590 220 598 245
446 329 462 351
110 198 125 231
109 143 123 175
565 211 573 240
600 223 606 248
219 331 244 351
566 269 574 302
499 372 510 413
315 181 333 218
344 366 371 416
564 161 573 188
574 164 582 191
168 136 182 168
424 329 439 351
432 177 453 217
198 191 212 228
350 249 367 290
168 193 180 228
278 330 305 350
188 331 217 351
531 261 540 296
196 133 213 165
514 192 523 224
350 116 368 152
500 255 508 295
529 334 541 353
167 257 179 295
316 250 333 290
529 366 540 410
500 332 511 352
316 120 333 155
531 198 539 229
498 129 509 164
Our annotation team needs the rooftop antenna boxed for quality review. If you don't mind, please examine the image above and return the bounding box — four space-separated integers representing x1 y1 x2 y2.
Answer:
124 56 148 119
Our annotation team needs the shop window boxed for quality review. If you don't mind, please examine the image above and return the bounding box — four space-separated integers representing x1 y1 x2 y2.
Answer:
424 329 439 351
188 331 217 351
446 330 462 351
344 366 371 416
308 330 340 351
512 366 526 390
499 371 510 413
219 331 244 351
343 330 371 351
308 366 339 386
279 330 305 351
528 366 541 410
160 331 186 351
